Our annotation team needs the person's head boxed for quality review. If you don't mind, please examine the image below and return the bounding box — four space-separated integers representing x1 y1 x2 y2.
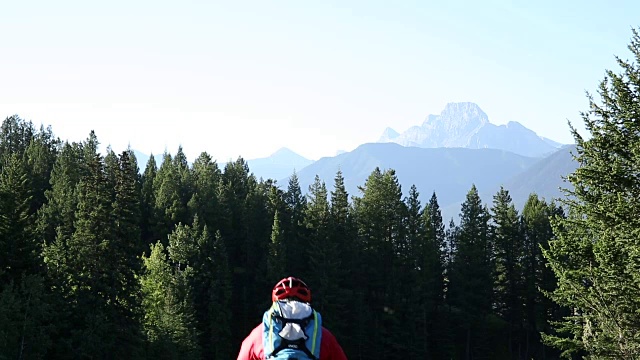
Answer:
272 276 311 303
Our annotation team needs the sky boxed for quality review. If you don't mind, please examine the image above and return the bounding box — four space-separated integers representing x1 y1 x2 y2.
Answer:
1 0 639 162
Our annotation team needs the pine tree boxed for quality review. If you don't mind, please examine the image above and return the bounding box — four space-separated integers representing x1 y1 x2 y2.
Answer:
140 241 201 360
153 150 191 244
140 153 159 246
0 139 53 358
543 28 640 359
267 210 286 282
327 169 355 351
521 194 563 360
191 226 233 359
111 149 145 343
0 153 37 283
305 175 341 320
0 115 35 161
219 157 267 342
187 152 222 231
24 124 60 214
38 141 83 249
448 184 492 360
352 167 407 359
403 185 427 359
490 186 525 358
283 172 308 278
421 192 450 359
66 151 119 357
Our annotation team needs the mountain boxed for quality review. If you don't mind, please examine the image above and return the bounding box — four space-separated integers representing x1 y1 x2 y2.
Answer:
285 142 539 221
499 144 578 209
378 127 400 142
244 147 314 181
378 102 565 157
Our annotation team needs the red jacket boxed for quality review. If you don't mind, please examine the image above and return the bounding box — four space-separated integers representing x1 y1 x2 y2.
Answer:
236 323 348 360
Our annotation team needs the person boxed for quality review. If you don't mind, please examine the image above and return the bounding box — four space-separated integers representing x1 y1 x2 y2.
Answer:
236 276 348 360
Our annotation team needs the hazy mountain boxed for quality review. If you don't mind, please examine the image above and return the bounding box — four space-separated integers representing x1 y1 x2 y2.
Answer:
285 142 539 221
378 102 565 157
243 147 314 181
282 142 579 222
541 137 564 148
497 144 578 209
378 127 400 142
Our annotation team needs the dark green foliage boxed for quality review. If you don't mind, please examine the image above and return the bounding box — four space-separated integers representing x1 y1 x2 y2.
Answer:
522 194 565 360
0 112 592 359
0 153 37 283
448 184 493 359
191 226 233 359
187 152 222 231
305 175 342 322
267 210 286 282
490 186 525 358
543 28 640 359
141 152 160 246
0 274 52 360
419 192 451 359
140 241 201 360
283 172 309 278
352 167 408 359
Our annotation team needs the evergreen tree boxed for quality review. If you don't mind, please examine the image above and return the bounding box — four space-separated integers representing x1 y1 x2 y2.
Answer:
140 153 159 246
219 157 267 342
421 192 451 359
0 153 37 283
140 242 201 360
448 184 492 360
112 149 144 328
283 172 308 278
0 115 35 161
490 186 525 359
305 175 341 321
352 167 407 359
267 210 286 282
38 142 83 249
0 137 53 358
187 152 222 232
521 194 563 360
23 124 60 214
403 185 427 359
153 150 191 244
327 169 355 350
543 28 640 359
191 226 233 359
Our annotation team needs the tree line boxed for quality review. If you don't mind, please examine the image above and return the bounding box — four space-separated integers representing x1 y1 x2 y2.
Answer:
0 114 567 359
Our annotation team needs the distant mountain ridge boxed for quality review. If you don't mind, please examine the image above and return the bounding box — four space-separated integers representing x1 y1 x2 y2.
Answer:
283 142 578 222
379 102 565 157
286 143 540 220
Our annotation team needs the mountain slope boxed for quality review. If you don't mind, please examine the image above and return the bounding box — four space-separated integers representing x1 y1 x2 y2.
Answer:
244 147 314 181
498 144 578 209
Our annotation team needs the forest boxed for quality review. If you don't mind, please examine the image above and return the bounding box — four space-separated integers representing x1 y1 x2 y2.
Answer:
0 114 568 360
2 28 640 360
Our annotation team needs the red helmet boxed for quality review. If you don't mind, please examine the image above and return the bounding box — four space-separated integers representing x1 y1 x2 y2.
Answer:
272 277 311 303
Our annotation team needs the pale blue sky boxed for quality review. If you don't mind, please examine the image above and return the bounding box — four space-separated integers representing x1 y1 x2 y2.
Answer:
1 1 638 162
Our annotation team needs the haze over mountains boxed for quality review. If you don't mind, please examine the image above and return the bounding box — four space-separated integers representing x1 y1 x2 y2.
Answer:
133 101 577 221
